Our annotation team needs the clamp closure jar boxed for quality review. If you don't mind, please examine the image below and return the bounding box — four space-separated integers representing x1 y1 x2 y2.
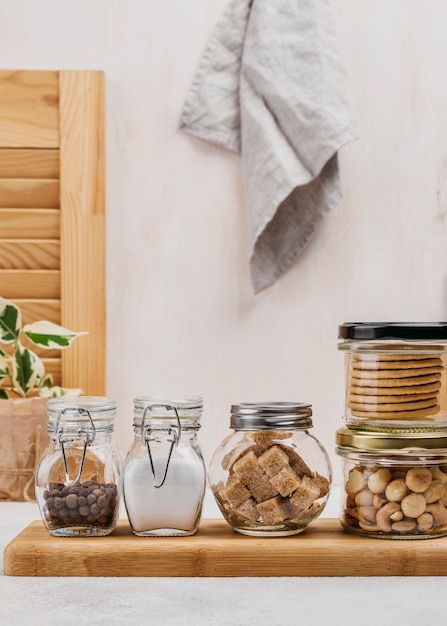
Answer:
35 396 122 537
123 396 206 536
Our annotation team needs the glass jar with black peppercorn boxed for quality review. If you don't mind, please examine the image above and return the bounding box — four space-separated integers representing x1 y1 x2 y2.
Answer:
35 396 122 537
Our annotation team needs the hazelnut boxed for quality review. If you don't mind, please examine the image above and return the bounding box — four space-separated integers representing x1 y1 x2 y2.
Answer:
405 468 432 493
355 489 375 507
385 479 409 502
367 469 391 494
417 512 433 532
401 493 426 519
346 468 366 496
423 480 445 504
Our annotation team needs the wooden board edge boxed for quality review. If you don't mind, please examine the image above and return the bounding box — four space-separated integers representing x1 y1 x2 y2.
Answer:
5 518 447 577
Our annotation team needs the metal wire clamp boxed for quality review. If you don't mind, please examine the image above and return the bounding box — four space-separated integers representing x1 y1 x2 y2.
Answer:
142 403 182 489
56 407 96 486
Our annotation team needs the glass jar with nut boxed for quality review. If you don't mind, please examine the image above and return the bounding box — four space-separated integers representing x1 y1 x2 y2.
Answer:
336 427 447 539
208 403 332 536
338 323 447 430
35 397 122 537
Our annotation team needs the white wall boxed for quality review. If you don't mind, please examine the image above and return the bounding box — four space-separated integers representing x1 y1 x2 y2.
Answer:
2 0 447 486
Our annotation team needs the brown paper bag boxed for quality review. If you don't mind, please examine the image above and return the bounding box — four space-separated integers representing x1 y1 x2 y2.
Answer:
0 397 50 501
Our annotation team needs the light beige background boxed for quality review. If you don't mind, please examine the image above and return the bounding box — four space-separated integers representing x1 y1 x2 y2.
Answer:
1 0 447 486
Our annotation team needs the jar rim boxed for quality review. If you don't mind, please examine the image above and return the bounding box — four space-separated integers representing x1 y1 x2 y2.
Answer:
230 402 313 430
47 395 117 421
336 426 447 452
132 396 203 426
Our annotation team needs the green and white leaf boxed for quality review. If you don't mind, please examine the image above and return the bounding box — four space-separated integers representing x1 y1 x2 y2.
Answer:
39 375 54 389
0 348 9 381
38 386 82 399
0 388 9 399
11 344 44 397
23 321 87 350
0 297 21 344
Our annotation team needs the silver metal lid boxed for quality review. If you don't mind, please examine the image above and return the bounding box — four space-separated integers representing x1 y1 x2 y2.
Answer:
230 402 313 431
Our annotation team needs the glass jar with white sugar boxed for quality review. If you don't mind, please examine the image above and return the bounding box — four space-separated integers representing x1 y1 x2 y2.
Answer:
123 396 206 536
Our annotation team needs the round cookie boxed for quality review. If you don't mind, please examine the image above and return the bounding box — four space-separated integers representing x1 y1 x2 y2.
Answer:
350 366 443 380
347 397 438 412
350 404 440 419
352 353 443 362
348 381 441 396
351 358 442 371
349 373 442 387
348 391 439 404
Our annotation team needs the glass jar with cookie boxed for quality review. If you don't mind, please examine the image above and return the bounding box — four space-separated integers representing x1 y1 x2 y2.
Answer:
338 323 447 429
208 402 332 536
336 427 447 539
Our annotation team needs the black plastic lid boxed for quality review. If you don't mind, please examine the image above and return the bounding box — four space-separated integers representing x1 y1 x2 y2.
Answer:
338 323 447 341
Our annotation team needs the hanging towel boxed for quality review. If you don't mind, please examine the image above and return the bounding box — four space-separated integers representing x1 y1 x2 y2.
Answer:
180 0 357 293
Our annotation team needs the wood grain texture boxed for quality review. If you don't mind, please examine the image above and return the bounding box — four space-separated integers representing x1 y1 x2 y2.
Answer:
12 299 61 324
0 178 59 208
0 269 60 299
0 71 59 148
0 148 59 178
5 518 447 577
59 70 105 395
0 209 59 238
0 239 59 269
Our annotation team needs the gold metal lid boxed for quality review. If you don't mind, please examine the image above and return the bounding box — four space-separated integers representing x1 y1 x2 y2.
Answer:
336 426 447 451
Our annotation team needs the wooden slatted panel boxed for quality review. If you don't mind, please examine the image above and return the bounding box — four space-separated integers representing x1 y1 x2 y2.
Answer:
1 270 60 299
0 149 59 178
0 209 60 238
0 240 59 269
0 69 105 398
60 71 106 395
12 299 61 324
0 71 59 148
0 179 59 208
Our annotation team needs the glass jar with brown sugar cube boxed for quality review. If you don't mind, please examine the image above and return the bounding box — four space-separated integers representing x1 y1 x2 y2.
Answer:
208 403 332 536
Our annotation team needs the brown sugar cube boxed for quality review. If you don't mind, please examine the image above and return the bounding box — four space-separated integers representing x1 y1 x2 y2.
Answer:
235 498 260 523
247 430 290 450
269 465 301 497
288 475 321 517
220 477 251 508
279 445 313 478
258 446 290 478
248 472 279 503
232 450 264 485
314 473 330 498
221 440 261 471
258 496 290 524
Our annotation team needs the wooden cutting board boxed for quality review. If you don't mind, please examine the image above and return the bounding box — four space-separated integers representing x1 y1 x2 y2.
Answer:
5 518 447 577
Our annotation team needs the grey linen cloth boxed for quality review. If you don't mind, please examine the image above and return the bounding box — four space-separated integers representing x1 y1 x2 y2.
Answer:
180 0 357 293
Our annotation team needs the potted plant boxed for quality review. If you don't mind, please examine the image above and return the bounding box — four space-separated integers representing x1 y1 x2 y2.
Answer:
0 296 86 501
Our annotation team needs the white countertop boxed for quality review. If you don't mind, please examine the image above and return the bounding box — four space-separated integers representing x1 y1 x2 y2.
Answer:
0 489 445 626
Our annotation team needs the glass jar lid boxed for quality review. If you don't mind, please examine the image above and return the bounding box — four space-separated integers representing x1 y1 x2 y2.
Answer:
132 396 203 427
47 396 117 433
230 402 313 431
339 323 447 341
336 426 447 452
